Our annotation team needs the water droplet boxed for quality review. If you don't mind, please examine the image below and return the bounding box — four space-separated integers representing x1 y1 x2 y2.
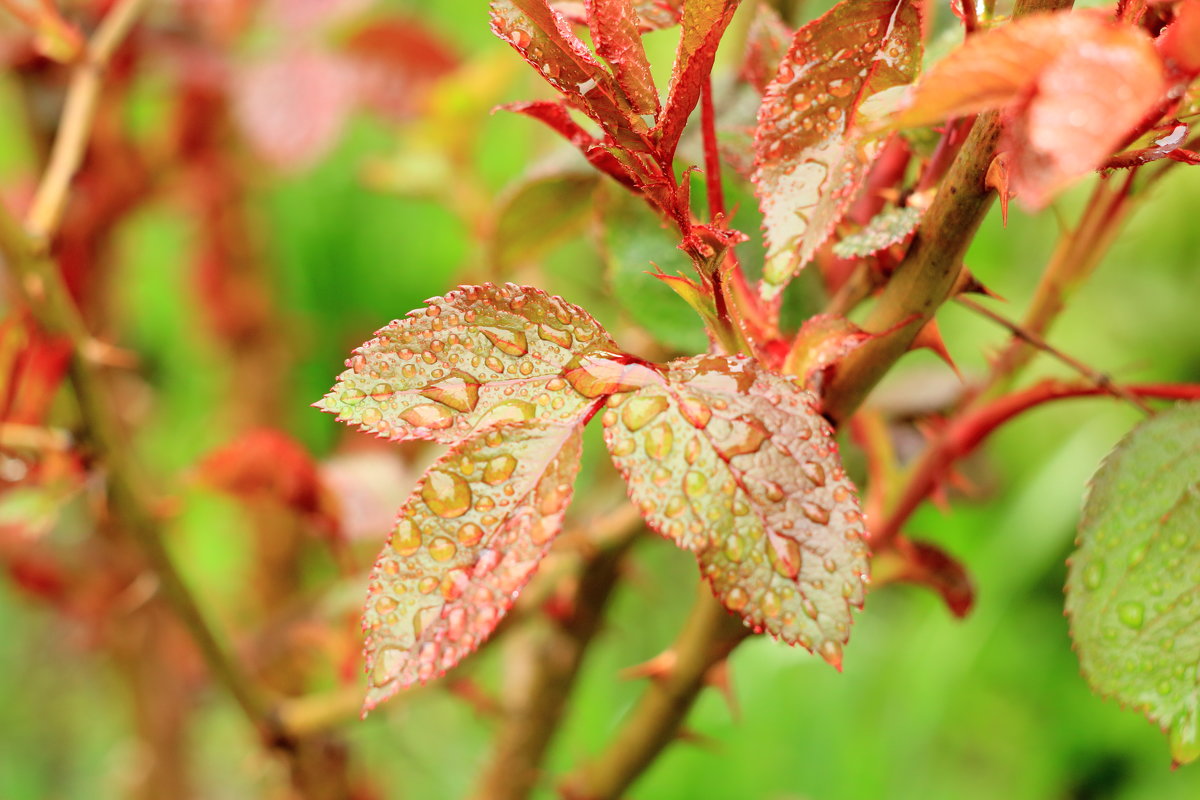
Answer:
420 370 480 413
802 597 819 620
401 403 454 430
610 436 636 457
360 407 383 426
801 461 826 487
684 470 708 499
428 536 458 562
801 502 830 525
341 387 366 405
537 323 573 349
1117 601 1145 629
819 640 843 669
726 586 749 611
762 591 781 617
768 535 802 579
664 495 687 518
418 575 439 594
1170 530 1189 548
621 395 670 431
724 534 746 562
1083 560 1105 590
482 327 528 356
1128 544 1147 568
476 400 537 427
644 421 674 460
458 522 484 546
483 454 517 485
684 436 702 465
422 470 472 518
393 518 423 555
372 646 403 687
715 418 769 459
678 396 712 428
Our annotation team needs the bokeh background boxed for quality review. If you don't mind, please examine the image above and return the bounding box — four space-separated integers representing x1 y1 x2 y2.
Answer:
2 1 1200 798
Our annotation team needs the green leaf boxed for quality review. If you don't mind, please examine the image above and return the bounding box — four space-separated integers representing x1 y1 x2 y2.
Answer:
363 419 586 711
602 194 711 353
1066 403 1200 765
753 0 922 298
602 354 869 666
490 171 600 272
831 204 923 259
320 284 620 444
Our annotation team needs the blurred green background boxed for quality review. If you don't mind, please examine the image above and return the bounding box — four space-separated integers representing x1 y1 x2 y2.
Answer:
3 1 1200 798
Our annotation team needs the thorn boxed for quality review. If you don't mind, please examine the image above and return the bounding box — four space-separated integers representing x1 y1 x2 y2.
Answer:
620 649 677 682
676 727 721 750
704 659 740 721
985 152 1013 227
911 320 962 380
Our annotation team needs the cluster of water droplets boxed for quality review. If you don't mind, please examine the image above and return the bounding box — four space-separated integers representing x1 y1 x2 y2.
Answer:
362 422 584 709
322 284 621 445
602 354 869 665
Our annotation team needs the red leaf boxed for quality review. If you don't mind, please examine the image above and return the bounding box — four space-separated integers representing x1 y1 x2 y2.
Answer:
753 0 923 298
655 0 742 160
342 17 459 121
233 48 355 171
0 314 71 427
196 429 339 536
500 100 640 188
891 11 1168 206
554 0 683 30
587 0 660 117
490 0 647 148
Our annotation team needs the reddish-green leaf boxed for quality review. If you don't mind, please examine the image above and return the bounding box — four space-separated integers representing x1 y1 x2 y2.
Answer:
753 0 922 298
363 419 585 711
831 204 923 259
587 0 660 117
602 354 869 665
490 0 645 144
501 101 641 188
321 284 620 444
554 0 683 31
1066 403 1200 765
655 0 742 159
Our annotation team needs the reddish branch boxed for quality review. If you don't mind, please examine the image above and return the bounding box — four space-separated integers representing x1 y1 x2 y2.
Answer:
871 381 1200 549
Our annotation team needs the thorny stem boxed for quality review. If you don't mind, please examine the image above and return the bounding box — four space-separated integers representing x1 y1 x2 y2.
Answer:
956 295 1154 414
822 0 1077 424
473 514 642 800
0 0 279 745
560 584 748 800
870 382 1200 549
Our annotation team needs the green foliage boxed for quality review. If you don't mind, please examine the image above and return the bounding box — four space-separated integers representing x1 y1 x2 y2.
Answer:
1067 403 1200 765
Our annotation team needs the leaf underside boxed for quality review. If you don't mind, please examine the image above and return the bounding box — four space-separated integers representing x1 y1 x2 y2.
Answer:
602 354 869 664
753 0 921 298
831 204 923 259
1066 403 1200 765
363 420 585 710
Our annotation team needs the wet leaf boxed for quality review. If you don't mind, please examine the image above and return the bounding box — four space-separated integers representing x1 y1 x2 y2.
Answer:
363 420 585 711
490 171 600 272
603 354 869 665
554 0 683 30
831 204 923 259
501 101 641 188
655 0 743 159
490 0 646 148
587 0 661 117
753 0 922 298
1066 403 1200 765
321 284 621 444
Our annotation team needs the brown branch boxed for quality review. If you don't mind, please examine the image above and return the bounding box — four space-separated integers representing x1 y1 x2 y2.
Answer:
472 510 643 800
822 0 1078 423
26 0 149 241
559 584 749 800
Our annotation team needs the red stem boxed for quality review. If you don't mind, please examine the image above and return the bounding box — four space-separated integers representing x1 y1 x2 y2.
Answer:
871 381 1200 548
700 77 726 223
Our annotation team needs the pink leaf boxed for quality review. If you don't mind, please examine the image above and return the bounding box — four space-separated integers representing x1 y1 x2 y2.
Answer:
342 17 459 121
